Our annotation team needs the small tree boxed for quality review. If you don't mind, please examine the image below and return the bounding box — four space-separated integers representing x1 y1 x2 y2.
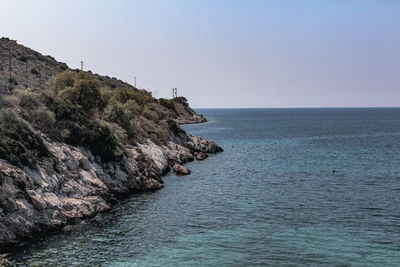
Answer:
73 72 105 112
56 71 105 112
50 70 76 92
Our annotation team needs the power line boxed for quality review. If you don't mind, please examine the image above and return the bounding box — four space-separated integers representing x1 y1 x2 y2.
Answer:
84 62 176 90
84 63 132 78
135 77 173 89
57 59 179 96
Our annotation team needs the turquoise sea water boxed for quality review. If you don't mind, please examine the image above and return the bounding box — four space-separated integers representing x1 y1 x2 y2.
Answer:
13 108 400 266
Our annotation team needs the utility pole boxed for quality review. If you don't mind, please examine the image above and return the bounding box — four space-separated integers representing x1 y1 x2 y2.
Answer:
25 57 28 88
134 77 136 88
8 42 12 90
80 61 84 71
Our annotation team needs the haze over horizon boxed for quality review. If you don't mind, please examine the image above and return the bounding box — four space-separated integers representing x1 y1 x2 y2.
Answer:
1 0 399 108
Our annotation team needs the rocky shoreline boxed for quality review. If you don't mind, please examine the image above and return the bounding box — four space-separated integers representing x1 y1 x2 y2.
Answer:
0 122 222 251
0 37 223 251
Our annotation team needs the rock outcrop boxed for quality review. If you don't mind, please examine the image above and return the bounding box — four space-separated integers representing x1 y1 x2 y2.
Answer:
0 134 221 250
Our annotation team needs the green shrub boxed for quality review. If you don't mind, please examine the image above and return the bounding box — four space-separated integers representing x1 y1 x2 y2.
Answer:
18 90 43 110
51 70 76 92
106 81 116 89
173 96 188 105
58 63 68 71
8 77 18 86
30 68 39 76
43 95 124 162
0 109 50 167
89 123 125 162
56 71 105 112
112 87 132 103
159 98 176 111
24 106 56 135
123 99 142 119
143 109 159 122
102 121 128 144
133 90 154 106
57 86 77 103
0 197 14 214
72 72 105 111
147 129 157 135
144 103 155 111
167 119 184 135
18 55 27 62
104 99 135 140
110 87 154 107
18 91 56 134
157 110 167 120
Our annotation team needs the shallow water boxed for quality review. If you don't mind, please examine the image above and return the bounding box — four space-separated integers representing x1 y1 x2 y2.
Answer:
13 108 400 266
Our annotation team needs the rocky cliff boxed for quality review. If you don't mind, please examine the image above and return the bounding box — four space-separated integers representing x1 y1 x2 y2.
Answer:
0 38 222 250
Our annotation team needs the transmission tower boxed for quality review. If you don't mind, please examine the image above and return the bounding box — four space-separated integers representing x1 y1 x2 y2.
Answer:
172 88 177 98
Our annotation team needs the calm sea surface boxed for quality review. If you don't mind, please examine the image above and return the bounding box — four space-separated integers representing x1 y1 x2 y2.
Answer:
13 108 400 266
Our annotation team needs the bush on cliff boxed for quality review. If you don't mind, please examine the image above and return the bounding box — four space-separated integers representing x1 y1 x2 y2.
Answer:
62 72 105 112
103 99 135 141
123 99 143 119
53 71 105 113
109 87 154 107
18 91 56 136
50 70 76 92
0 109 50 167
42 95 124 162
159 98 176 111
0 70 196 166
167 119 184 135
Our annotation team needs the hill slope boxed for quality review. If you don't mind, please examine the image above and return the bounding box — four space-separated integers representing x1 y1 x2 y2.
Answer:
0 37 222 250
1 37 140 93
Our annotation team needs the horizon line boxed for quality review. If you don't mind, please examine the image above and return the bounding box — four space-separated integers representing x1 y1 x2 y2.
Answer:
192 106 400 109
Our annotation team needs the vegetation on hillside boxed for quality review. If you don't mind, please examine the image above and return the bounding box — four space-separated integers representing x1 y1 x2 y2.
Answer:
0 109 49 167
0 70 190 166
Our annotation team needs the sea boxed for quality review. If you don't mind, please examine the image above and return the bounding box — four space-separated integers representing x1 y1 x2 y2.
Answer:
12 108 400 266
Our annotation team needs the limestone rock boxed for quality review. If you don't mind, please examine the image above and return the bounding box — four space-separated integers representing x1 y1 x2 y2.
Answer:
173 164 191 175
0 134 221 250
195 152 208 161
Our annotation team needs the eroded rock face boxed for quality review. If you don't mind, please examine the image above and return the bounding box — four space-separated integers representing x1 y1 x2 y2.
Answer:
0 134 222 250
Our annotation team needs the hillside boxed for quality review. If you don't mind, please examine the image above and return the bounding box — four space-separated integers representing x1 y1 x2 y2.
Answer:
1 37 140 93
0 38 222 250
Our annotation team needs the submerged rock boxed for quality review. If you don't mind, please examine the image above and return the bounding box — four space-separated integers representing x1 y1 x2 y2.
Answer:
173 164 191 175
195 152 208 161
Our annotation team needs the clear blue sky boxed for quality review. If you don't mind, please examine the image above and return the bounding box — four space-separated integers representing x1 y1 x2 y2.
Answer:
1 0 399 108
